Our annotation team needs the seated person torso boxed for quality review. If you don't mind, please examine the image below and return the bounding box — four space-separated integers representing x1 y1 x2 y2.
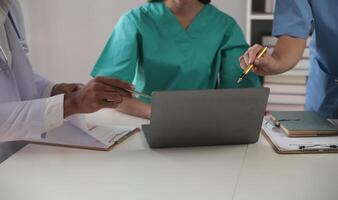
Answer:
92 2 261 103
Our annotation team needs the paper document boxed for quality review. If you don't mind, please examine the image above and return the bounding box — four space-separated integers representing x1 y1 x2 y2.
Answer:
26 114 138 150
67 114 136 146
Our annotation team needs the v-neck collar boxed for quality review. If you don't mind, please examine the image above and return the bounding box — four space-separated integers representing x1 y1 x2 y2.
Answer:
154 2 210 38
163 2 209 32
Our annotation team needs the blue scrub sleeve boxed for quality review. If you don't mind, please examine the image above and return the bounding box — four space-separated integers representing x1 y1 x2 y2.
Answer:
220 22 261 88
91 13 139 83
272 0 313 39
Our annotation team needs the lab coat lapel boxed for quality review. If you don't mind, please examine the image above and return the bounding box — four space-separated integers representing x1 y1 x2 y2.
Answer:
0 33 9 70
4 14 38 101
7 0 24 40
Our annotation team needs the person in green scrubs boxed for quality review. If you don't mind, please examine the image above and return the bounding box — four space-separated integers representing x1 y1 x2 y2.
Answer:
91 0 261 119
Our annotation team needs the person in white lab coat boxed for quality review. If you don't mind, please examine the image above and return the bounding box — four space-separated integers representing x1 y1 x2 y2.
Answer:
0 0 134 147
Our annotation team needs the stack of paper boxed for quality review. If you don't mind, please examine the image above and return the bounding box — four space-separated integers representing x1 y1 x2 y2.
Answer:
27 114 139 151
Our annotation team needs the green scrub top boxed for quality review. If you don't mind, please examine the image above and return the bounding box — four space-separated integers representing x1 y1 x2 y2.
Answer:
91 2 261 103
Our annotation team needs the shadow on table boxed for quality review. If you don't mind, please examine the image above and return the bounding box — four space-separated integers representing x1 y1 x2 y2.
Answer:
0 141 27 164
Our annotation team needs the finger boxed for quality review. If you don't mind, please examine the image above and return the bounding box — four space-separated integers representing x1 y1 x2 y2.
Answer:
248 44 263 64
252 67 258 72
96 92 123 103
92 82 132 98
94 77 134 97
95 77 134 91
255 56 270 68
63 84 78 93
59 83 83 93
239 56 247 70
75 83 85 90
243 50 250 65
69 84 84 92
113 87 132 97
99 101 120 109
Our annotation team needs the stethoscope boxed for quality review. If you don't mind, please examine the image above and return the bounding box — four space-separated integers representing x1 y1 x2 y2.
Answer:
0 44 8 71
0 45 8 64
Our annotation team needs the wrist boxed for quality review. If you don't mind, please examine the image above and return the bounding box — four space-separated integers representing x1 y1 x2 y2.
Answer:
271 51 297 74
63 93 80 118
145 104 151 119
51 84 60 96
137 102 151 119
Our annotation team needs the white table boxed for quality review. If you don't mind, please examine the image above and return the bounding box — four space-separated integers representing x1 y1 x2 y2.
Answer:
0 110 337 200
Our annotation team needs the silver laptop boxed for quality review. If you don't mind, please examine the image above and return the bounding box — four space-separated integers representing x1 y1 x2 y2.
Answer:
142 88 270 148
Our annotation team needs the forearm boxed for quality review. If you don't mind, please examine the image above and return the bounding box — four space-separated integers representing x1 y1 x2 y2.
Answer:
63 93 79 118
271 36 307 73
116 98 151 119
0 97 62 141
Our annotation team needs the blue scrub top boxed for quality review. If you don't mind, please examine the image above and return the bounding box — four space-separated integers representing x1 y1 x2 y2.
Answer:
273 0 338 118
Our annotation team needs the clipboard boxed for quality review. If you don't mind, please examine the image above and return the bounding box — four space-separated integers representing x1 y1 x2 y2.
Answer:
262 117 338 154
24 114 140 151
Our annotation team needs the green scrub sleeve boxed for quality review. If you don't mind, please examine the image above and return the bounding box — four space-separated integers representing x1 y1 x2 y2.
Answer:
220 22 261 88
91 13 139 83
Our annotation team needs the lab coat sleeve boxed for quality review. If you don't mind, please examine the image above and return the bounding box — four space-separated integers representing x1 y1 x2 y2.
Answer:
0 95 64 142
91 13 140 83
220 21 261 88
272 0 313 39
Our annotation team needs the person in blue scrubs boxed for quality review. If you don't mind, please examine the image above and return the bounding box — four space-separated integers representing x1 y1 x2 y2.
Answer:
240 0 338 118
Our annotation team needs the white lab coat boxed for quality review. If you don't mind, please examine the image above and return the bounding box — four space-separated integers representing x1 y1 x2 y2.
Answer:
0 2 54 142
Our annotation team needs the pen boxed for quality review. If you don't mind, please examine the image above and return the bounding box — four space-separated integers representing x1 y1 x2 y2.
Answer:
107 88 152 102
237 46 268 84
125 89 152 99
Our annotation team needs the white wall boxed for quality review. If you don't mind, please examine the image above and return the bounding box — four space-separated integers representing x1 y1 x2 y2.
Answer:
19 0 246 84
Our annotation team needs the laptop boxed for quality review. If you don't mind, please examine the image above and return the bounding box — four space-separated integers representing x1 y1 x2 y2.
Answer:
142 88 270 148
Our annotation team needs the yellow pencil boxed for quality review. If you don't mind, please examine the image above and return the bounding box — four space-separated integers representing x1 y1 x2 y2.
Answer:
237 47 268 84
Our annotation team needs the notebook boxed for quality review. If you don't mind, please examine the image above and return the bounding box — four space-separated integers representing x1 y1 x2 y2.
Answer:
26 115 139 151
270 111 338 137
262 117 338 154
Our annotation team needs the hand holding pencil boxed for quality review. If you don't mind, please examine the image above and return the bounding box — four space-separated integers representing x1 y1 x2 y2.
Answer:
237 46 268 83
239 44 281 79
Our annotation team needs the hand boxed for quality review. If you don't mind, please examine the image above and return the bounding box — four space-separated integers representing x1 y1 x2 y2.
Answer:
63 77 134 118
52 83 84 96
239 44 280 76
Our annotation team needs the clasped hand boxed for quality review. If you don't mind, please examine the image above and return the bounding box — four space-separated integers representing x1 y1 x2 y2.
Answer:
52 77 134 118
